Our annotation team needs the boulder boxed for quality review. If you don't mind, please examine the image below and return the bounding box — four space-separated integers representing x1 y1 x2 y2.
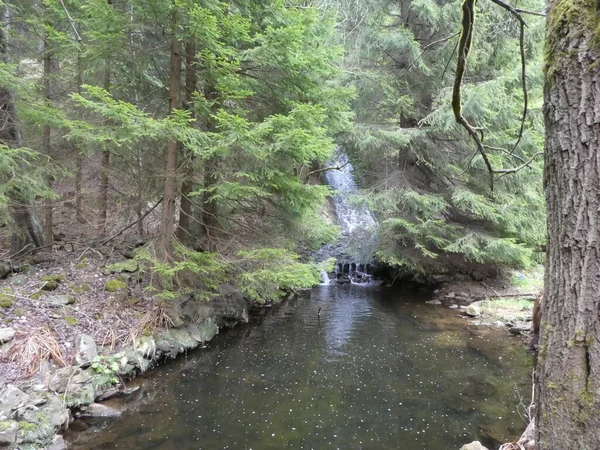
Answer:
74 334 98 366
0 328 15 345
78 403 121 419
187 320 218 344
0 421 18 447
460 442 489 450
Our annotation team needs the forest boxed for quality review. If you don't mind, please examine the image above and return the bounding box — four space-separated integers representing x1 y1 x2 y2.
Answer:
0 1 598 450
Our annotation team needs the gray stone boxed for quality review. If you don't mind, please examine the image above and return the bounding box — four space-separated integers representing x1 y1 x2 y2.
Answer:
48 367 78 393
44 295 74 307
465 304 482 317
78 403 121 419
445 291 456 298
0 385 29 419
449 304 459 309
74 334 98 366
10 275 27 286
0 421 17 447
425 299 442 305
46 434 66 450
0 328 15 344
460 441 489 450
187 320 218 344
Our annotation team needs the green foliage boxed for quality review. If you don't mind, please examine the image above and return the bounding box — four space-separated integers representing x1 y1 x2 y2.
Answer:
236 248 325 304
90 355 120 386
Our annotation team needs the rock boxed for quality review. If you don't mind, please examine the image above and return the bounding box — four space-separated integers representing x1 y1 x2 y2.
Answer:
46 434 66 450
465 304 482 317
187 320 219 344
0 421 18 447
460 442 489 450
0 385 29 419
78 403 121 419
0 328 15 344
44 295 74 306
9 274 27 286
0 262 11 279
449 304 459 309
48 367 78 393
425 299 442 305
95 386 139 402
445 291 456 298
74 334 98 366
509 326 531 335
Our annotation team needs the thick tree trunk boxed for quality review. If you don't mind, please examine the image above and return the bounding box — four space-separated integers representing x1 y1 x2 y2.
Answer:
536 3 600 449
176 41 197 245
159 4 182 255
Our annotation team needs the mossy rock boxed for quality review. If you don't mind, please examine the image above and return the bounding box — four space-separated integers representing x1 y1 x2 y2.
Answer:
41 275 63 291
68 283 90 294
104 279 128 292
75 259 88 269
0 293 13 308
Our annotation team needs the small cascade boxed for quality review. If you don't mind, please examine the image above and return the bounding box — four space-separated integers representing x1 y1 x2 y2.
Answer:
320 269 331 285
316 149 379 285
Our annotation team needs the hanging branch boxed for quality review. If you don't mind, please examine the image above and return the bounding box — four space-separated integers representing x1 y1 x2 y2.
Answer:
452 0 496 191
307 161 350 176
452 0 544 192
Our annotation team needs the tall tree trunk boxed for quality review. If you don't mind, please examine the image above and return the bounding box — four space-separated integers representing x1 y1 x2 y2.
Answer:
200 83 218 249
75 51 84 223
0 4 42 253
98 0 112 233
176 41 197 245
159 4 182 255
536 3 600 449
42 12 53 246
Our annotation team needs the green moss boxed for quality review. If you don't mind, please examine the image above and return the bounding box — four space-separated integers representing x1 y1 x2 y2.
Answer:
106 260 139 273
104 279 127 292
65 316 78 326
30 292 42 300
546 0 600 78
0 293 13 308
41 274 62 291
0 421 15 432
75 258 88 269
18 422 37 432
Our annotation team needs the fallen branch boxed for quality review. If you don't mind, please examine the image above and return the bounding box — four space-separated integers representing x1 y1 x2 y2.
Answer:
100 198 162 246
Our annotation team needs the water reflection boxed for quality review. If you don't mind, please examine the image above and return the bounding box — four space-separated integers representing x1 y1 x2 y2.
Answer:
66 286 533 450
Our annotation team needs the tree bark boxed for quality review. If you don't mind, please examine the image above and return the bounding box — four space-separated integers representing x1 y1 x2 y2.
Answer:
176 41 197 245
0 4 42 253
98 0 112 233
159 3 182 256
536 3 600 449
75 51 84 223
42 9 53 246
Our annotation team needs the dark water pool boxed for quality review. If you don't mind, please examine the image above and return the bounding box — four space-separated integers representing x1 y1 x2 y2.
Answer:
66 285 533 450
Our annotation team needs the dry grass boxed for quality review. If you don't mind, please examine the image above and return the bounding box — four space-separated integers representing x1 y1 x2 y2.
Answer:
126 304 174 348
6 327 67 376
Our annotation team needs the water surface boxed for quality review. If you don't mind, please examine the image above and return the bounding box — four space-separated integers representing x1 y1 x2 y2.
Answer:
67 286 533 450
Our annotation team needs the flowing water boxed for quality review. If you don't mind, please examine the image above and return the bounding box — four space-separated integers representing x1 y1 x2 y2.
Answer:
66 286 534 450
317 150 379 283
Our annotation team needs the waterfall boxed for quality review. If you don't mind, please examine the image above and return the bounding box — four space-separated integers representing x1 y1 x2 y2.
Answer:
317 149 379 285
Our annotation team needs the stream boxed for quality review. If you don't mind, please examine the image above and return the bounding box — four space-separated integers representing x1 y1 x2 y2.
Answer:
66 285 534 450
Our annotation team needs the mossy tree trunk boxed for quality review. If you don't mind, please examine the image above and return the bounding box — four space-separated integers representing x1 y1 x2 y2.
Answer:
537 1 600 448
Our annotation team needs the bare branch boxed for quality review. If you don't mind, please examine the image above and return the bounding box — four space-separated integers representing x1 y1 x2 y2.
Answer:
307 161 350 176
58 0 82 42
